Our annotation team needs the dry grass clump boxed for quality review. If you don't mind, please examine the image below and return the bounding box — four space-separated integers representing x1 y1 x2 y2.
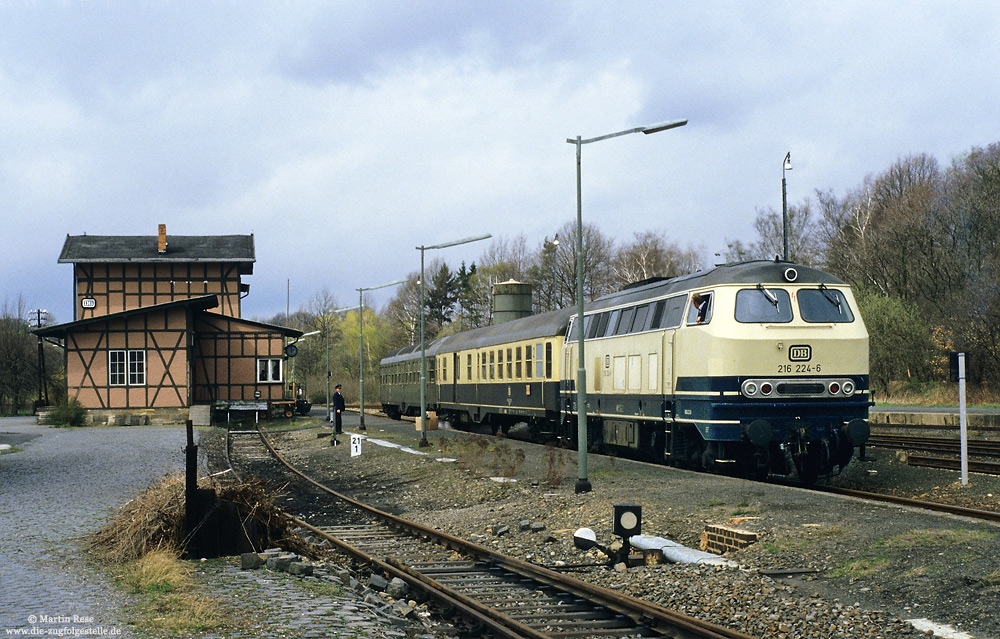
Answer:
88 472 311 563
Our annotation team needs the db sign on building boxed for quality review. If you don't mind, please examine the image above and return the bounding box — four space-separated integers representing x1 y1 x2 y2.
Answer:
81 297 97 309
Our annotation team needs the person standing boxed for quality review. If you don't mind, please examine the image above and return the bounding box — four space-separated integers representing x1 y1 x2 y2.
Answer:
333 384 345 434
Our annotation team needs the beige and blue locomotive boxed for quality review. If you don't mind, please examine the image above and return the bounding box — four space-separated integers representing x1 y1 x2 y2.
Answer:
379 260 871 482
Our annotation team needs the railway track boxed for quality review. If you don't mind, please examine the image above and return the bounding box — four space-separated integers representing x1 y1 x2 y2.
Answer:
865 433 1000 475
867 433 1000 457
224 427 758 639
802 483 1000 523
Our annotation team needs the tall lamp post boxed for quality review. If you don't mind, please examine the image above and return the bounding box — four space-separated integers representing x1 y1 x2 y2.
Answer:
550 234 560 311
417 233 492 447
357 278 406 431
567 118 687 493
322 306 359 423
782 152 792 261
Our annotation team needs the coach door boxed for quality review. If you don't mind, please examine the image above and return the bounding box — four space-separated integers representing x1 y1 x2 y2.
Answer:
453 353 460 403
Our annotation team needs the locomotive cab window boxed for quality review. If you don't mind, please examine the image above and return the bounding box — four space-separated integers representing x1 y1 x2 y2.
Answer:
662 294 687 328
686 292 713 325
736 287 793 323
798 287 855 323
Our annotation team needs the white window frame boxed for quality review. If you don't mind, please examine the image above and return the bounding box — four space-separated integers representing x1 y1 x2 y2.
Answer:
110 349 145 386
257 358 283 383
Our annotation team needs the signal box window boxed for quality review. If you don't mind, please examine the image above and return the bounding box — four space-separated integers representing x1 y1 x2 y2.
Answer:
110 349 145 386
257 358 282 383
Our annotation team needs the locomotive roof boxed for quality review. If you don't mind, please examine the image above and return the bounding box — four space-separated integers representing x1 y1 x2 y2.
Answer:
379 261 846 364
585 260 846 312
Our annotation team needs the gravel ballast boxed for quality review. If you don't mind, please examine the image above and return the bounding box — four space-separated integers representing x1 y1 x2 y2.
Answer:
217 412 1000 639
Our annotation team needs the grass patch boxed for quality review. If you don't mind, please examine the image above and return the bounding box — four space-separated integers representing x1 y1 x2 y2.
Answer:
875 528 993 549
114 548 226 635
828 556 892 578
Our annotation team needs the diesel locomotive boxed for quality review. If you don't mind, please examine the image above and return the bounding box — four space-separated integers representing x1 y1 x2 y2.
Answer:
379 260 871 482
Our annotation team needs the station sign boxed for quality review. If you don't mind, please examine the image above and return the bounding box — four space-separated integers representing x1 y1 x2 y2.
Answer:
81 297 97 309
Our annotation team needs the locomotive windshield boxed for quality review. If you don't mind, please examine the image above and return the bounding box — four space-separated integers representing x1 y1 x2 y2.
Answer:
735 287 793 323
798 287 855 323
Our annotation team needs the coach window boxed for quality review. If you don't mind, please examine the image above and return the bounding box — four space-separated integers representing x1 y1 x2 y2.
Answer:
649 300 665 329
467 354 473 380
490 350 496 379
505 348 512 378
526 344 533 378
595 312 610 338
498 349 504 379
586 314 602 339
686 292 713 325
614 306 637 335
604 309 621 337
535 343 544 378
515 346 522 378
633 304 651 333
736 287 792 323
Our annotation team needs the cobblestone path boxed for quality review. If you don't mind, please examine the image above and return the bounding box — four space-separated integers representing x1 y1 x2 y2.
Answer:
0 417 185 637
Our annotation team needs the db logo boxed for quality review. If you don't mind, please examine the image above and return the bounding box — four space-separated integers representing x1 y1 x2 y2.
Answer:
789 345 812 361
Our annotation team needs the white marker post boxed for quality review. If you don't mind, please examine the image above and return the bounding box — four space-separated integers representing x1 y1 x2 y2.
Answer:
958 353 968 486
351 434 363 458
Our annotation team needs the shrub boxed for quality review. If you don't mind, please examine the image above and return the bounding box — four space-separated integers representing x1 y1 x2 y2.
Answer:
48 397 87 427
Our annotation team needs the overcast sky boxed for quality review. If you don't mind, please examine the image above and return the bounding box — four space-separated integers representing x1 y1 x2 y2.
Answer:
3 1 998 324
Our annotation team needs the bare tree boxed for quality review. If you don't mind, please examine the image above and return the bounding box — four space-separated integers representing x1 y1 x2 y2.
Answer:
612 230 702 287
722 202 820 266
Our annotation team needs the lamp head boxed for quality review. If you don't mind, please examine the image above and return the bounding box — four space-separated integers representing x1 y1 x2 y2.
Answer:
783 152 792 171
641 119 688 135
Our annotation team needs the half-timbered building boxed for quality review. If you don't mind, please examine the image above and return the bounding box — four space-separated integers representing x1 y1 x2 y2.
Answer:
36 225 301 423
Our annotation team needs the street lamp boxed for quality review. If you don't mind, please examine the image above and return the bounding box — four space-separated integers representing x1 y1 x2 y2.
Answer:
567 118 687 493
321 306 359 423
550 234 560 311
782 152 792 261
357 278 406 431
417 233 492 447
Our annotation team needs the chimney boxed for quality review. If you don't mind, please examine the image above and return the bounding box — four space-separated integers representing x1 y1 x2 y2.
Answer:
157 224 167 253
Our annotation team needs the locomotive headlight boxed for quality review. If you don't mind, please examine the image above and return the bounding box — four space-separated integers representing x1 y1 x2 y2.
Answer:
828 382 841 395
760 382 773 395
842 381 855 396
742 381 758 396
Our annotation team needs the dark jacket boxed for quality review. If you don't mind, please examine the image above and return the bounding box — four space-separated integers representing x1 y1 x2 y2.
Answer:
333 390 345 412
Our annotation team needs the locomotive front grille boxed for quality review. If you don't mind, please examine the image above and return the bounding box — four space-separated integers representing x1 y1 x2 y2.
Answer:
741 378 856 399
776 382 825 395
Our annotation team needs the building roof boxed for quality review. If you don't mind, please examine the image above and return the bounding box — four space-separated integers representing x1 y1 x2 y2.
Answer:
59 233 255 269
32 295 221 338
32 295 304 340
